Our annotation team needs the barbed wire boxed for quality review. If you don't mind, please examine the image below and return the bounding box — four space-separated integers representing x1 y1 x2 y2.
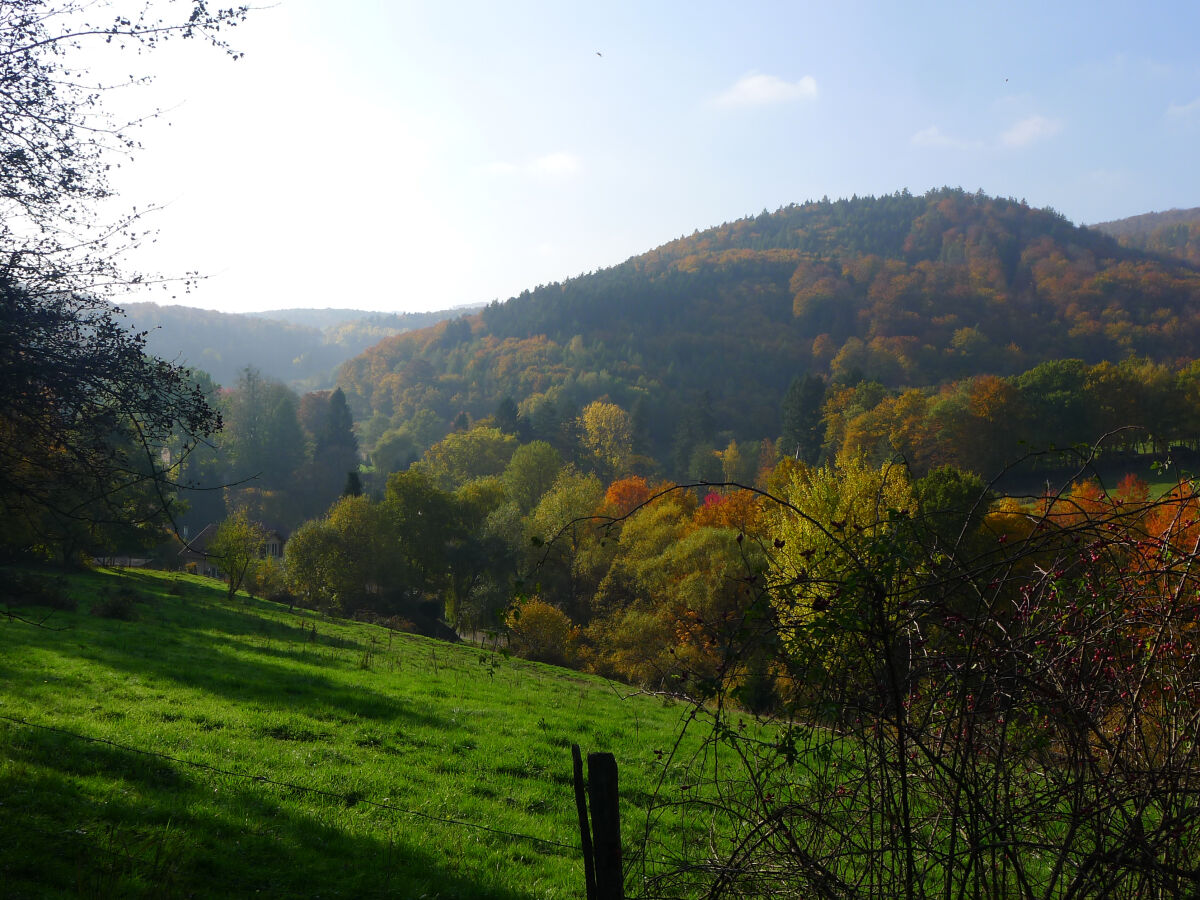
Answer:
0 713 579 857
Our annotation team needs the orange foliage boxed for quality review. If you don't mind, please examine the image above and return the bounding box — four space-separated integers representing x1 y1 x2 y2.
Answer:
604 475 653 518
1114 473 1150 506
1143 482 1200 555
692 489 764 534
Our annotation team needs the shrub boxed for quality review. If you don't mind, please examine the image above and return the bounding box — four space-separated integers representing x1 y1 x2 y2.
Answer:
90 587 138 621
505 597 575 666
266 588 297 607
381 615 418 633
6 573 76 611
247 556 288 601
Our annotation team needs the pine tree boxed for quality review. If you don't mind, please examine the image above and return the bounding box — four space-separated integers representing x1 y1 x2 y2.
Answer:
781 374 827 464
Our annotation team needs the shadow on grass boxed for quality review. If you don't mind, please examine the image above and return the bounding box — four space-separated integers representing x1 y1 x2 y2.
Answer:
74 625 443 726
108 572 364 651
0 726 555 899
1 623 440 733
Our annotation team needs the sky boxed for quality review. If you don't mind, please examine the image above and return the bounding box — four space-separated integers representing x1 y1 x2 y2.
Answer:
87 0 1200 315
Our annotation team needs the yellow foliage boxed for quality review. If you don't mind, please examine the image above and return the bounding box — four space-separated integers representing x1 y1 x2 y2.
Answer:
769 452 915 651
579 400 633 474
505 597 575 666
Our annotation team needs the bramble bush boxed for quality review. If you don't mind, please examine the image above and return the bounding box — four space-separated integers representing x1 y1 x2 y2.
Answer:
633 462 1200 898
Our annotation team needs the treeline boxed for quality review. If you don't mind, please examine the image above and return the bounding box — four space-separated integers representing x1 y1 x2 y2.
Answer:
810 356 1200 478
271 417 786 670
263 398 1154 698
2 362 368 564
175 368 361 539
256 391 930 669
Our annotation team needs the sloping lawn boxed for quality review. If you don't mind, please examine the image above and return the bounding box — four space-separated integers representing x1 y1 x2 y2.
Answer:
0 568 702 899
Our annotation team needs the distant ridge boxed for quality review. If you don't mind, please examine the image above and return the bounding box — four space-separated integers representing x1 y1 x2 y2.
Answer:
1091 207 1200 238
120 302 476 390
1090 208 1200 268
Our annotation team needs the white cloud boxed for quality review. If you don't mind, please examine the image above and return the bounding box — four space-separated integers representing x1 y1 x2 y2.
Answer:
714 73 818 108
1167 97 1200 118
480 152 582 179
910 125 978 150
1000 115 1062 148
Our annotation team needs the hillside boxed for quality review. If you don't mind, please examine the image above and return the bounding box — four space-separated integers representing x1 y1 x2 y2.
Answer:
119 303 469 390
1091 207 1200 267
0 567 703 898
337 188 1200 468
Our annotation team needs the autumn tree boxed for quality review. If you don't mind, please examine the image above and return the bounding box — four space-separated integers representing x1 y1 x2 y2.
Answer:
717 439 758 486
645 462 1200 898
603 475 654 519
579 400 634 477
768 451 916 678
505 596 575 666
0 284 223 560
416 426 518 491
0 1 247 560
527 468 605 620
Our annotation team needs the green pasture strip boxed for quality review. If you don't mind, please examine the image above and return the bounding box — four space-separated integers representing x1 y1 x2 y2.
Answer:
0 568 704 899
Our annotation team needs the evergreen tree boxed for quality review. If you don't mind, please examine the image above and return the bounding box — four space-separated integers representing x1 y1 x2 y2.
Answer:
494 396 522 435
311 387 360 504
672 392 716 475
223 367 306 489
780 374 827 464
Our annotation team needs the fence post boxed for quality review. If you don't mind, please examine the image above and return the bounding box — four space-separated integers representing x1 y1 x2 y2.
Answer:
572 744 597 900
587 751 623 900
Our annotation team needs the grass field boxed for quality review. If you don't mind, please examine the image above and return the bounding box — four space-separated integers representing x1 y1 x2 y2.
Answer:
0 568 706 899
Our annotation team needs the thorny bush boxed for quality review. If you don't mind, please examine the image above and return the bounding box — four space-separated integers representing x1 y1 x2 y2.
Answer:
629 465 1200 899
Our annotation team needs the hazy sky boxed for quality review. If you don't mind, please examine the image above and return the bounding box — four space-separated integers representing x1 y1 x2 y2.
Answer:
94 0 1200 315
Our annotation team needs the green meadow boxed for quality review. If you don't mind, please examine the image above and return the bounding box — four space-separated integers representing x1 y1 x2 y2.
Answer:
0 569 705 899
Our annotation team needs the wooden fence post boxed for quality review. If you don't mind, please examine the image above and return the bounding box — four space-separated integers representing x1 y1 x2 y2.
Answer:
572 747 624 900
572 744 597 900
587 751 623 900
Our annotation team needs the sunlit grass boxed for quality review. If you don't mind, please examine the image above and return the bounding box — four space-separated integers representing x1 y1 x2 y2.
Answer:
0 567 702 899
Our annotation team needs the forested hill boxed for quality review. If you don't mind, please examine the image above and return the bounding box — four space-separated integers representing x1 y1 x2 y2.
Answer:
337 188 1200 466
1091 207 1200 267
